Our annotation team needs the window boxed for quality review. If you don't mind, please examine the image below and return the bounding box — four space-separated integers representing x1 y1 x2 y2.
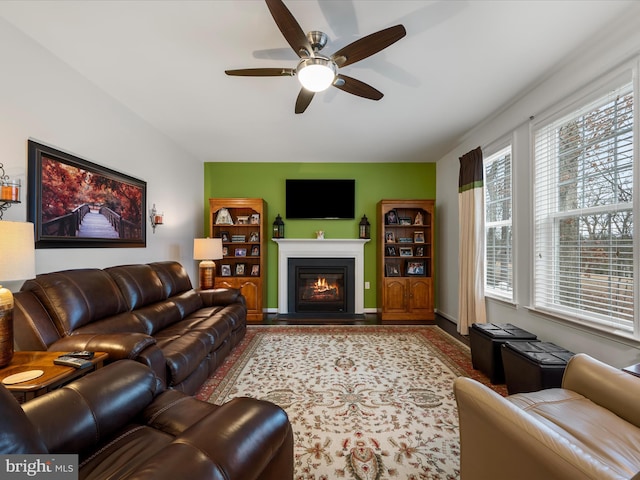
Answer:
484 145 513 300
533 77 634 335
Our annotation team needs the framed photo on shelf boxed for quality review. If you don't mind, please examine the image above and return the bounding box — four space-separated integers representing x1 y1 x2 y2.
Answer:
414 231 425 243
250 264 260 276
222 245 229 257
385 262 401 277
236 215 250 225
249 231 259 242
399 217 412 225
221 264 232 277
235 263 246 276
219 231 230 242
234 247 247 257
250 245 260 256
415 246 424 257
399 247 413 257
406 260 426 276
385 246 397 256
385 209 398 225
385 231 396 243
250 213 260 225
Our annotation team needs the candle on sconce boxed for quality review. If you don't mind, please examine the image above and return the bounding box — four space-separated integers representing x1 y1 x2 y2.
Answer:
0 180 20 201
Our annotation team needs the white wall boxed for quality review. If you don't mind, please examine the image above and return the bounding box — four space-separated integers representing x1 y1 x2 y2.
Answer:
0 18 205 289
436 4 640 367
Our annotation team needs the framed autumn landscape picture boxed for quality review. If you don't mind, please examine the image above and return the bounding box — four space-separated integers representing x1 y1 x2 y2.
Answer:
27 140 146 248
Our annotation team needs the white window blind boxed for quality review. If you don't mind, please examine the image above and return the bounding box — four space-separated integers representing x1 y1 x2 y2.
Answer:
533 80 634 333
485 145 513 299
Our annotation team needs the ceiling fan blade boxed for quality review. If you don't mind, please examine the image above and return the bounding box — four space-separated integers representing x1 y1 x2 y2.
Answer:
295 88 314 114
332 24 406 68
333 74 383 100
265 0 313 58
225 68 295 77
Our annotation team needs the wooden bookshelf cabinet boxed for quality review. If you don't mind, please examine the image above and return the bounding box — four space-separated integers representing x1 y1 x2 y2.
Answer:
209 198 266 322
377 199 435 321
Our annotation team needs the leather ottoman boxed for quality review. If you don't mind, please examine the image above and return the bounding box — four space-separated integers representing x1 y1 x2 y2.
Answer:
470 323 537 384
501 340 575 394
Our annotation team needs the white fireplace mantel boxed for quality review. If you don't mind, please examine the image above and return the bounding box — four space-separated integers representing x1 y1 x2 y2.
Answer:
273 238 370 314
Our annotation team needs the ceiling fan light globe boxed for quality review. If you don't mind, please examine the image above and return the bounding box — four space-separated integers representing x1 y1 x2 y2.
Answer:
296 58 337 92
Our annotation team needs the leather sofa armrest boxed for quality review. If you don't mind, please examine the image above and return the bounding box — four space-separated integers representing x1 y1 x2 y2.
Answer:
22 361 159 454
127 397 293 480
198 288 245 307
562 353 640 428
453 377 621 480
47 333 157 360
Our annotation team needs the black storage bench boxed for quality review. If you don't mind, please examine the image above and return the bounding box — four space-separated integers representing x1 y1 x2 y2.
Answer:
501 341 575 394
470 323 537 384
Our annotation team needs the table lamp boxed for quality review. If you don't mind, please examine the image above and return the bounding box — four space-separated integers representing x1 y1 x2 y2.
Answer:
0 221 36 367
193 237 223 290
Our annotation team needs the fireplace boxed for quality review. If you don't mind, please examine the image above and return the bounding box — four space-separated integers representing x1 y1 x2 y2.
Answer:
274 238 369 316
288 258 355 314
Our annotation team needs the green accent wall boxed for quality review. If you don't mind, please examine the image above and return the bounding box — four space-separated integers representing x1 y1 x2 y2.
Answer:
203 162 436 310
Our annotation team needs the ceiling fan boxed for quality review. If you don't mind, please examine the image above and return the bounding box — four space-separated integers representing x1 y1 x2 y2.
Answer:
225 0 406 114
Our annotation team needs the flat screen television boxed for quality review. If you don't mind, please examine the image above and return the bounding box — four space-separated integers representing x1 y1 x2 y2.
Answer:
286 179 355 219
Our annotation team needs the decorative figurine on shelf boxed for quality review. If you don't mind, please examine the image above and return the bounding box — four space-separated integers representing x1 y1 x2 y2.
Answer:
272 214 285 238
359 215 371 239
414 211 424 225
215 207 234 225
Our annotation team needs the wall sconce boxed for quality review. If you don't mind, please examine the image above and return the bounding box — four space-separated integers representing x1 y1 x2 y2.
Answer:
272 214 285 239
359 214 371 239
0 221 36 367
193 238 224 290
149 204 164 233
0 163 21 220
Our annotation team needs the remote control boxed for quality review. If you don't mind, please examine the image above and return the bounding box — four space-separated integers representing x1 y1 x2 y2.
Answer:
65 351 95 359
54 356 93 369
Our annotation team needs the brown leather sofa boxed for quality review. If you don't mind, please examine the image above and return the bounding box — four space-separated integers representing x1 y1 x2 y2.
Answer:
1 359 293 479
454 353 640 480
13 261 246 394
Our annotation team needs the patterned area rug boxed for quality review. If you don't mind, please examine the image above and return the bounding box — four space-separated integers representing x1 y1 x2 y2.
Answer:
195 325 503 480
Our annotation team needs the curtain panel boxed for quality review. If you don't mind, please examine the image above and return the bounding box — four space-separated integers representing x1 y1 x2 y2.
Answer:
458 146 486 335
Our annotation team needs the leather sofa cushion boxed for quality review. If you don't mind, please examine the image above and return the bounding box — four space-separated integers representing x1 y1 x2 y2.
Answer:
154 330 211 386
508 388 640 477
163 314 231 351
150 261 194 298
171 290 204 318
133 301 183 335
21 270 128 335
22 361 159 455
106 264 166 310
0 384 48 454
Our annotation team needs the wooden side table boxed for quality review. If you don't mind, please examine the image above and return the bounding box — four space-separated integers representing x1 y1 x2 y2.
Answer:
0 351 108 403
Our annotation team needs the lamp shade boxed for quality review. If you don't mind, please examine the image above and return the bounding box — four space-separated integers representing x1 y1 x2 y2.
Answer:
193 238 223 261
0 221 36 282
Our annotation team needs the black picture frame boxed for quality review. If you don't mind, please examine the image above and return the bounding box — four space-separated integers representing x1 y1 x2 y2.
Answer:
406 260 426 276
385 209 398 225
220 231 230 242
27 140 146 248
385 262 401 277
221 264 232 276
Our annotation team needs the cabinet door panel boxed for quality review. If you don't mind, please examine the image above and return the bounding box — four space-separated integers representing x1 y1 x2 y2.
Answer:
409 278 432 312
383 278 408 313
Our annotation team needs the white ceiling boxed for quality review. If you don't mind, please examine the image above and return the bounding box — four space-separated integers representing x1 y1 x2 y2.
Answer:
0 0 636 163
